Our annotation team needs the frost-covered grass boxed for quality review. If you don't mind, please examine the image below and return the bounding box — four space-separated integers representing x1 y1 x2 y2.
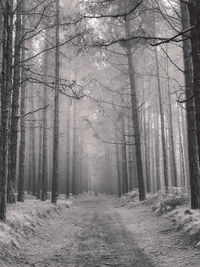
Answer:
0 195 73 249
116 187 200 245
170 207 200 244
151 188 189 215
114 190 139 207
144 188 200 245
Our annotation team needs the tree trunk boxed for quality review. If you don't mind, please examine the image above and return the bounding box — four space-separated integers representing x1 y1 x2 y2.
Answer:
115 135 121 197
85 153 89 193
177 105 186 187
166 48 178 187
78 132 83 194
181 1 200 208
125 17 145 200
72 100 77 195
37 122 42 199
17 0 26 202
154 103 161 191
180 107 188 187
52 0 60 204
0 0 13 220
155 47 169 193
143 102 151 193
0 7 3 128
127 114 134 191
7 0 22 203
31 89 36 197
151 118 156 193
145 119 151 193
41 35 49 201
188 1 200 157
181 107 189 190
0 5 3 85
121 117 128 194
76 113 80 194
28 115 32 193
66 99 71 198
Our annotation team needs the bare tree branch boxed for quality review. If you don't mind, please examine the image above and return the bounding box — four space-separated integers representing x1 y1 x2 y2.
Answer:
152 25 196 46
87 119 136 145
16 105 49 118
83 0 143 19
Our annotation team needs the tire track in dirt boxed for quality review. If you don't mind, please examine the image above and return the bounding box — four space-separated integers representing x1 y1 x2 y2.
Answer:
1 197 155 266
74 198 154 267
116 202 200 267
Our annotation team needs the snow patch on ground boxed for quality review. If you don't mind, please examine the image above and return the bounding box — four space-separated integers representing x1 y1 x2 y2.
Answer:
0 197 73 249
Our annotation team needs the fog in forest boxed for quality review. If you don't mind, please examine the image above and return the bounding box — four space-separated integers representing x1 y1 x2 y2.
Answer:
1 0 200 266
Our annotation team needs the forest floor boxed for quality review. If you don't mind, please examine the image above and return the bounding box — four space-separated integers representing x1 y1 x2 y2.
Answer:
0 195 200 266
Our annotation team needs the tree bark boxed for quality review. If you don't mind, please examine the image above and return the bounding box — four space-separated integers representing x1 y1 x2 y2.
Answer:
28 112 32 193
166 47 177 187
66 99 71 198
31 91 36 197
188 1 200 157
0 5 3 84
121 117 128 194
72 100 77 195
155 46 169 193
127 114 134 192
115 134 121 197
125 17 145 200
78 131 83 194
181 1 200 209
52 0 60 204
41 35 49 201
144 115 151 193
7 0 22 203
0 0 13 220
37 122 42 199
17 0 26 202
177 105 186 187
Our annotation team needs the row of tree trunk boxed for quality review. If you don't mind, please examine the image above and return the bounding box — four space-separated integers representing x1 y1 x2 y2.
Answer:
0 0 76 220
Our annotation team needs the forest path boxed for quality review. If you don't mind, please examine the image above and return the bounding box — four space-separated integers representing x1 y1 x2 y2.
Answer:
5 196 154 267
3 196 200 267
115 201 200 267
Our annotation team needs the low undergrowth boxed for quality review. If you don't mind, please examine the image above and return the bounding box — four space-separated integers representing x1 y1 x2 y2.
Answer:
170 208 200 245
151 188 189 215
115 190 139 207
0 196 72 249
146 188 200 245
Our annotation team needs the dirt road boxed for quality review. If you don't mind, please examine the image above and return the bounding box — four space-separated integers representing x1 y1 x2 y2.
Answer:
2 197 154 267
1 197 200 266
